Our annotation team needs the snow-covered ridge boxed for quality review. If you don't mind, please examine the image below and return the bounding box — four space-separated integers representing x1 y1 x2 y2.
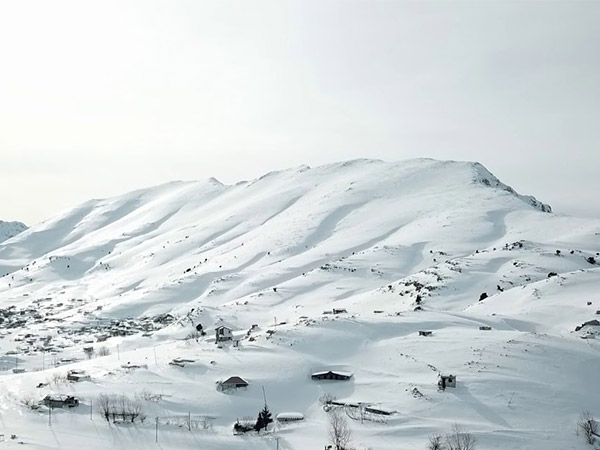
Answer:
0 158 598 450
470 161 552 212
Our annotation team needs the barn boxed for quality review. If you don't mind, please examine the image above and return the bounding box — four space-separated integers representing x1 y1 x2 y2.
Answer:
311 370 353 381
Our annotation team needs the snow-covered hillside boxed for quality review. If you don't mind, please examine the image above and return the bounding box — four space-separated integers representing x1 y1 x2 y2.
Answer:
0 220 27 244
0 158 598 450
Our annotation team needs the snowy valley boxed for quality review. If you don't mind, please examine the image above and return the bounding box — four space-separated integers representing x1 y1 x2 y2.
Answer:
0 158 598 450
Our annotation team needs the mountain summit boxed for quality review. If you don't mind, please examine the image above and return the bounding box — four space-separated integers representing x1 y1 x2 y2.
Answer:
0 158 553 315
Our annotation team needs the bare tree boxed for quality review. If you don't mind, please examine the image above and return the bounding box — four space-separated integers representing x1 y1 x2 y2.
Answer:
20 397 39 410
428 433 445 450
320 392 337 406
129 399 143 423
328 408 353 450
49 372 67 386
118 394 129 422
445 424 476 450
83 347 95 359
97 346 110 357
98 394 111 422
577 411 598 445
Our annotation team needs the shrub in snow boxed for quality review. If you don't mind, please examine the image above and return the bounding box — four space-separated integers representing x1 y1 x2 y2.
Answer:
577 411 598 445
185 330 201 340
20 397 39 410
479 293 488 301
444 424 476 450
233 416 256 434
548 272 558 278
586 257 597 265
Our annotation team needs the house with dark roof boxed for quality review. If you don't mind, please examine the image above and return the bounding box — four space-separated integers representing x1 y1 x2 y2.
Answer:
217 376 248 391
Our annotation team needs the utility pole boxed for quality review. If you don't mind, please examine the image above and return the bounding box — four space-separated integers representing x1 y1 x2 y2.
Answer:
48 405 52 427
275 436 281 450
188 411 191 431
90 399 93 420
153 346 158 366
117 345 120 361
262 386 268 406
155 417 159 443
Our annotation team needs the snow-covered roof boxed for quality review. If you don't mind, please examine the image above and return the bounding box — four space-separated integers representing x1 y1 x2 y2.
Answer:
311 370 353 378
44 394 76 401
276 412 304 421
222 376 248 385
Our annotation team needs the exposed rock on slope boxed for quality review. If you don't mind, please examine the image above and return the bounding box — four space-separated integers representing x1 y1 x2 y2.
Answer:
0 220 27 243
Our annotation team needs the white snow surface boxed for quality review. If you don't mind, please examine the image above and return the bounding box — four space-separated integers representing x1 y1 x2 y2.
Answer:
0 158 598 449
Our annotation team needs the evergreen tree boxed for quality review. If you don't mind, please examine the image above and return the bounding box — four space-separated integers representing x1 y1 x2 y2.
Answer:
254 404 273 432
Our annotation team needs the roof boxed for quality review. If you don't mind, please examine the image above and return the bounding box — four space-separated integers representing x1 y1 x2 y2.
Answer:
276 412 304 420
222 376 248 385
44 394 76 401
215 325 232 331
311 370 353 378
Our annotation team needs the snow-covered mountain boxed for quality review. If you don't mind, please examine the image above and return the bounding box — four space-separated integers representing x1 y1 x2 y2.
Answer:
0 219 27 244
0 158 598 450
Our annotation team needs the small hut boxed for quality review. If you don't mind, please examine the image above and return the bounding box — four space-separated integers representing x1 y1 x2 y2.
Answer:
217 376 248 391
43 394 79 408
438 374 456 390
215 325 233 343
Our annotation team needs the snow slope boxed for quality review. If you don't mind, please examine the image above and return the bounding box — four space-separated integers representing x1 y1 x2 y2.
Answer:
0 158 598 450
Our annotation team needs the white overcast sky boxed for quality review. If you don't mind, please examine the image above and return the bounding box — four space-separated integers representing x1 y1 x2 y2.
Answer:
1 0 599 225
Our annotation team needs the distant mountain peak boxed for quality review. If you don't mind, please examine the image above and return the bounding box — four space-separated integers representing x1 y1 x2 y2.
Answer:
0 220 27 244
